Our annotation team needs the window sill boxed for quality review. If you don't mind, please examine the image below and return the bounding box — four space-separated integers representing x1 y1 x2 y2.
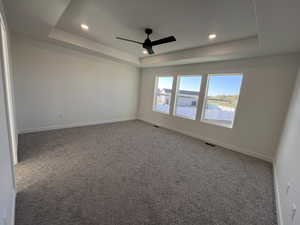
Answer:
201 119 233 129
174 114 196 121
153 109 170 115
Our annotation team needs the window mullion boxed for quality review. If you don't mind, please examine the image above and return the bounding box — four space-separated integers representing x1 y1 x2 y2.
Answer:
152 76 158 111
196 74 208 121
169 74 178 116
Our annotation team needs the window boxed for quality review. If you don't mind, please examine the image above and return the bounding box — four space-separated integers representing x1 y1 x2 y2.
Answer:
153 76 174 114
202 74 243 128
174 75 202 120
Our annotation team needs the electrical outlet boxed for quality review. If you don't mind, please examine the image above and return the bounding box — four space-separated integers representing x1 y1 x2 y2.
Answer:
292 203 297 223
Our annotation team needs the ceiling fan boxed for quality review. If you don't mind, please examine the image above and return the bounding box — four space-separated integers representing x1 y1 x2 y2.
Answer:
116 28 176 55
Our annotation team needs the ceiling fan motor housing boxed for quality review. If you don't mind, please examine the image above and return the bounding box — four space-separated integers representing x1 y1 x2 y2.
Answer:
116 27 176 55
143 38 152 49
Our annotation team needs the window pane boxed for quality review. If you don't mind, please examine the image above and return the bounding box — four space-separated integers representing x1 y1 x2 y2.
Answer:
175 76 202 119
175 96 198 119
202 74 243 127
155 94 171 113
178 76 201 94
153 76 173 114
157 76 173 93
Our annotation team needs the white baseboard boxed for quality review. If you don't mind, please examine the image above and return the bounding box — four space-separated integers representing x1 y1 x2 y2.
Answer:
19 116 272 162
273 161 283 225
18 117 137 134
138 118 273 162
16 117 278 224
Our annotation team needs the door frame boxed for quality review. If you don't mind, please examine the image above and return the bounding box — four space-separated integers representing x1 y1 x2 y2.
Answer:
0 12 18 166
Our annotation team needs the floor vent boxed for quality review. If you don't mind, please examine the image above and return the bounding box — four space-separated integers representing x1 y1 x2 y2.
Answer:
205 142 216 147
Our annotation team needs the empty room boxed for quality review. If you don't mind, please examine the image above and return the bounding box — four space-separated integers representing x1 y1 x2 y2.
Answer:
1 0 300 225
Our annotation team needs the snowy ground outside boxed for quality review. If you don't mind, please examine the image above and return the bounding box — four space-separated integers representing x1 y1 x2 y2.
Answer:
155 104 234 123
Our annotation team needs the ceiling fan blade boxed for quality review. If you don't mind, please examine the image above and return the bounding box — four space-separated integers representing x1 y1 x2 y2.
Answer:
151 36 176 46
147 48 155 55
116 37 143 44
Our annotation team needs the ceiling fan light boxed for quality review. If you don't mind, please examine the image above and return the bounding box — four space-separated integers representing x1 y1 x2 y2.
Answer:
81 24 89 30
143 50 148 54
208 33 216 39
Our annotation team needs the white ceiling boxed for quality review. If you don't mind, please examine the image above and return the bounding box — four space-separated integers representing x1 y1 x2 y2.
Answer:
3 0 300 67
3 0 71 37
56 0 257 57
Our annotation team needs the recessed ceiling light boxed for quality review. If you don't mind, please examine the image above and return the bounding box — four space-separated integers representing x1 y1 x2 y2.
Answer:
208 33 216 40
143 50 148 54
81 24 89 30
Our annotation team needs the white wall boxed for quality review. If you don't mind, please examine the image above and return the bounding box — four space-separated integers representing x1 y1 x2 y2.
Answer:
138 54 300 161
274 69 300 225
12 34 140 133
0 0 16 224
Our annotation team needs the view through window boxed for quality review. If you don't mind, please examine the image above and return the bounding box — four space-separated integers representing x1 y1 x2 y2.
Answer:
174 75 202 120
202 74 243 128
153 76 174 114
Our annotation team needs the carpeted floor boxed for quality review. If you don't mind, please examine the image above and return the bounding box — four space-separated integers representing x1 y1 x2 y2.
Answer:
15 120 277 225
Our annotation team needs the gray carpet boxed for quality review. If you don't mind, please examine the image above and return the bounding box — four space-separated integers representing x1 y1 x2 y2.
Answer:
15 120 277 225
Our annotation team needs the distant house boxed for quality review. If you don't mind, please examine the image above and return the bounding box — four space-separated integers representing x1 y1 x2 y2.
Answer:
157 89 199 106
176 90 199 106
157 88 171 105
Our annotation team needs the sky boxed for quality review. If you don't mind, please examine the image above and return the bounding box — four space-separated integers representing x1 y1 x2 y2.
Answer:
207 75 243 96
157 77 173 89
158 75 243 96
179 76 202 91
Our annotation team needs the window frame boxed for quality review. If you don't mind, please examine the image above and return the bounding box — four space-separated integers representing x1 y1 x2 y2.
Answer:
173 74 203 120
152 75 175 115
200 73 243 128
